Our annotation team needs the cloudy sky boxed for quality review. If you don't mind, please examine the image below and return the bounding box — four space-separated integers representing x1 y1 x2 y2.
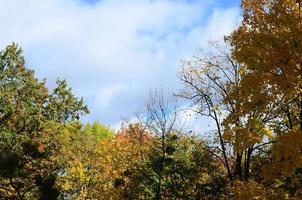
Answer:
0 0 241 130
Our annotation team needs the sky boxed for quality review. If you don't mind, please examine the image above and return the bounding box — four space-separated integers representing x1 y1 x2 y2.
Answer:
0 0 241 131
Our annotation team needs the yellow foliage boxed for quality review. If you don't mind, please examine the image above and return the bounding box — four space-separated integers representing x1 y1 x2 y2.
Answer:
61 182 71 191
224 180 295 200
262 127 273 138
271 130 302 175
57 122 152 199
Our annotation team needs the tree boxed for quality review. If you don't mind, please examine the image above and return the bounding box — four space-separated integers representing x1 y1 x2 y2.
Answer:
179 44 235 180
111 123 152 199
57 121 96 199
226 0 302 134
225 0 302 196
226 0 302 133
139 90 180 199
179 42 274 181
83 121 114 142
58 121 152 200
228 0 302 114
128 90 227 199
0 43 88 199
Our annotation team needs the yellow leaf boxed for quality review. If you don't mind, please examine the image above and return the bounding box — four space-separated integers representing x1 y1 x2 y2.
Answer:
262 127 272 138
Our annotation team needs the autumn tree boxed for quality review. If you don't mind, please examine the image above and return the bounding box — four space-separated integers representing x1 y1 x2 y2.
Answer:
179 42 275 183
179 44 234 180
57 120 153 199
227 0 302 135
56 121 114 199
111 123 152 199
225 0 302 193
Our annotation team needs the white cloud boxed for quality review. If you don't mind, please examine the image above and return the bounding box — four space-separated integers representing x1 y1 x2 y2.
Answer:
95 84 127 109
0 0 240 132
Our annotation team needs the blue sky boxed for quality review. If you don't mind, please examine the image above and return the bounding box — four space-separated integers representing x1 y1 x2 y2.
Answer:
0 0 240 131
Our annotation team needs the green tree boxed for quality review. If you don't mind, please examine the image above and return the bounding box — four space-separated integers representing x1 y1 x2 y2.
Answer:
0 43 88 199
83 121 114 142
124 131 226 200
124 90 226 199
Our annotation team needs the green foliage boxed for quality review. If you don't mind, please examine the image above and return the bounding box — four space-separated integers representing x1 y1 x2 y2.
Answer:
123 133 226 200
0 43 88 199
83 121 114 142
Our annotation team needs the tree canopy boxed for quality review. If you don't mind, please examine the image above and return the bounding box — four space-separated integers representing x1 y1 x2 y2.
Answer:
1 0 302 199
